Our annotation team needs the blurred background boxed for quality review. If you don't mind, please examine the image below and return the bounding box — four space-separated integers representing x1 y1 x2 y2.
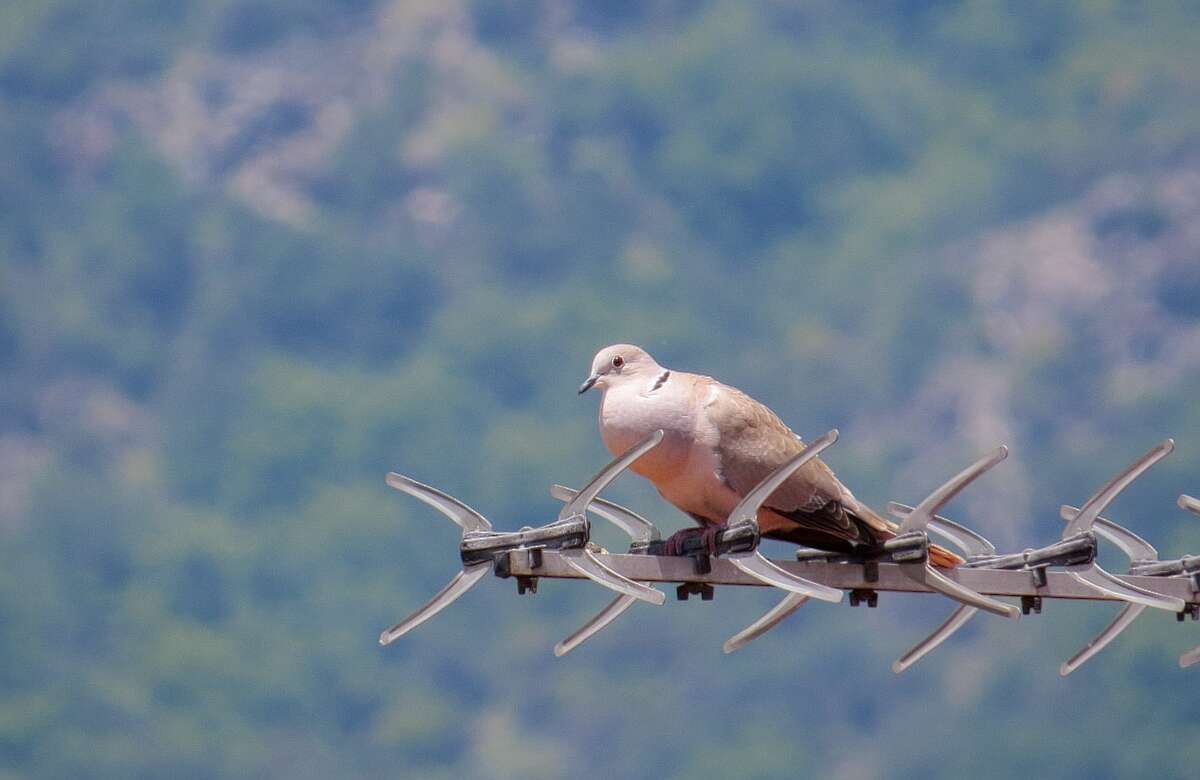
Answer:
3 1 1200 777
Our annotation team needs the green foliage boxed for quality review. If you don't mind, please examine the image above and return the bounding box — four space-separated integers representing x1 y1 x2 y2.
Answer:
212 0 379 52
2 1 1200 778
0 0 196 99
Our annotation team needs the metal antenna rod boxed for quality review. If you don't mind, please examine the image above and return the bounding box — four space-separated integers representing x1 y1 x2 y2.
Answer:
384 437 1200 675
497 550 1200 609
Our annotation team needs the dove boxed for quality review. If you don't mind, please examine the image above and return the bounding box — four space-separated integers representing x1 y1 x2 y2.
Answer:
578 344 962 567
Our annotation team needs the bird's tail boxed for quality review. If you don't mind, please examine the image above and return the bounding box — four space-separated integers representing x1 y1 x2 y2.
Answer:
926 542 964 569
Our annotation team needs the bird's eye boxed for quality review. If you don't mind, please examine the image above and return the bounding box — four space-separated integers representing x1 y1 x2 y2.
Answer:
611 356 624 368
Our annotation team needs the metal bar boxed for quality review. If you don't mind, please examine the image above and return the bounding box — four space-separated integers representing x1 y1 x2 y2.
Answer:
498 550 1200 605
1129 556 1200 577
962 535 1096 571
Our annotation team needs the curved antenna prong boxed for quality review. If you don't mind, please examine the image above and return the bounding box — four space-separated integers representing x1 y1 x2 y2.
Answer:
899 446 1008 534
1060 603 1145 676
1061 505 1157 563
1057 505 1157 675
558 430 664 523
561 548 666 605
554 594 637 657
722 593 810 654
892 605 977 674
915 562 1019 618
550 486 660 543
722 429 843 602
548 488 659 654
728 429 839 526
887 505 1000 672
378 562 491 645
380 475 496 645
1067 564 1184 612
1063 439 1174 539
386 473 492 533
727 551 843 602
895 446 1018 619
1060 443 1180 613
889 502 997 557
1172 496 1200 670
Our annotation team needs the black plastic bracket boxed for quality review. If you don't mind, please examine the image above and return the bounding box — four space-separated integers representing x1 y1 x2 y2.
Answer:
849 589 879 608
1021 595 1043 615
493 548 545 579
676 582 715 601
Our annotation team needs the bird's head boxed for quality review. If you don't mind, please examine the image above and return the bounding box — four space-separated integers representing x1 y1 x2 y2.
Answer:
578 344 661 394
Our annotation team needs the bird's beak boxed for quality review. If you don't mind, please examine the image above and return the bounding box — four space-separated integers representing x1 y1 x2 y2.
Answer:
578 374 599 394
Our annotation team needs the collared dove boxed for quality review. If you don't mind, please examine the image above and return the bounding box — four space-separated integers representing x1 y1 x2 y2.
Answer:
578 344 962 568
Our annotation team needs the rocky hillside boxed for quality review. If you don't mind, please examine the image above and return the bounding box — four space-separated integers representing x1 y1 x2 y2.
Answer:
2 2 1200 777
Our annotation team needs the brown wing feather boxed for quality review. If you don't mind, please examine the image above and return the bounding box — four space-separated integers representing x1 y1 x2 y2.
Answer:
703 378 891 549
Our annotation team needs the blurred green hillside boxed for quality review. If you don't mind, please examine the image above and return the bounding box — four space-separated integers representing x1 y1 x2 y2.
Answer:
2 1 1200 777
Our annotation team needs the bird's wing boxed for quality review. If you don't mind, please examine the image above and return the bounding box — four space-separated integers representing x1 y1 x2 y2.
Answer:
702 378 889 543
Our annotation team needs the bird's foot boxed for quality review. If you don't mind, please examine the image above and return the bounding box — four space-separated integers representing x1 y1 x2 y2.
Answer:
698 524 723 556
658 525 725 556
659 527 705 556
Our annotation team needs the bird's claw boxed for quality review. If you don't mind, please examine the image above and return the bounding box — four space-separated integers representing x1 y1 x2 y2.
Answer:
658 526 708 556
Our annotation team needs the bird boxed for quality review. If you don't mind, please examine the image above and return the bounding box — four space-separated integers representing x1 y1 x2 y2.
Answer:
577 343 962 568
